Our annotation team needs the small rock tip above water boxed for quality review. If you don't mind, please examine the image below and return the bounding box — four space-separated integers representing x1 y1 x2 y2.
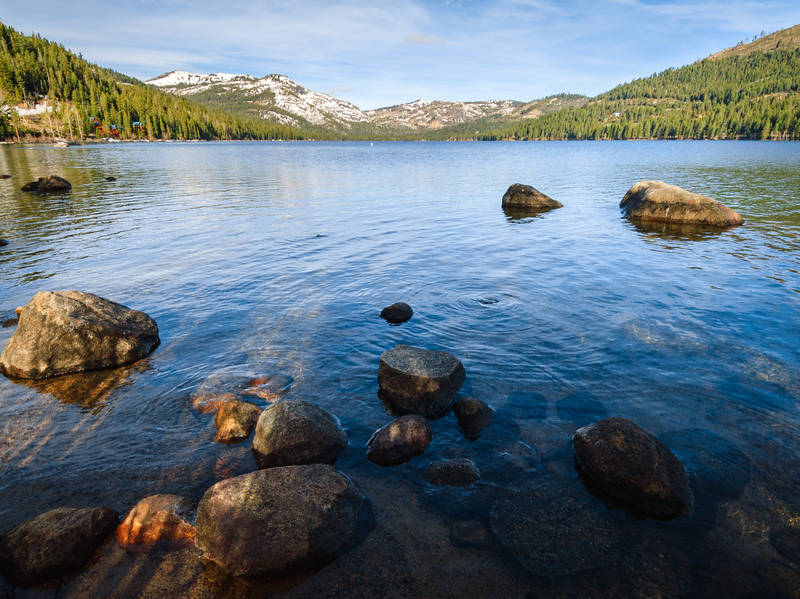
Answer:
380 302 413 324
501 183 562 211
20 175 72 193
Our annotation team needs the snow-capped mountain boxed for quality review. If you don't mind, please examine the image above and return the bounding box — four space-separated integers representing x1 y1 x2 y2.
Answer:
147 71 369 129
366 99 521 129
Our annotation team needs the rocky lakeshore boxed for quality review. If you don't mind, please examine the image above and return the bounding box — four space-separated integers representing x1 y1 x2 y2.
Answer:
1 143 799 599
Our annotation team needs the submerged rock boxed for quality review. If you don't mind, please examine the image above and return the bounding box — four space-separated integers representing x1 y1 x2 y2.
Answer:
240 373 294 402
116 494 195 548
380 302 413 324
453 397 494 437
426 458 480 486
0 174 11 179
366 415 432 466
378 345 465 419
195 464 372 577
501 183 562 211
0 239 8 247
490 480 621 577
21 175 72 192
770 527 800 562
252 400 348 469
214 399 261 443
572 417 693 520
0 506 118 586
0 291 159 379
620 180 743 227
105 176 116 181
449 519 492 549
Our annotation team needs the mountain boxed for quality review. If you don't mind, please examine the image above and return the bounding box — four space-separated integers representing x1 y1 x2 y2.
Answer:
147 71 369 130
0 22 301 142
147 70 589 134
458 25 800 141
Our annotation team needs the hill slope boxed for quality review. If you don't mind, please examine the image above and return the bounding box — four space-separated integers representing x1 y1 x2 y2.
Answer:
462 25 800 140
0 23 301 141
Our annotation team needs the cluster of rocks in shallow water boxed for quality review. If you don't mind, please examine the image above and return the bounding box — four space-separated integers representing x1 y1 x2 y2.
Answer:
0 171 756 588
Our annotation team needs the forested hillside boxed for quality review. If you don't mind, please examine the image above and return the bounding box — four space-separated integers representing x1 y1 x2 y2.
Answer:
0 22 301 141
461 27 800 141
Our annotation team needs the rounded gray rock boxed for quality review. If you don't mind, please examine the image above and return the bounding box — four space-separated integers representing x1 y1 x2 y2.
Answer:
195 464 371 576
378 345 465 419
620 180 743 227
366 415 432 466
453 397 494 437
0 506 118 586
380 302 413 323
573 417 693 520
252 400 348 468
0 291 159 379
501 183 562 210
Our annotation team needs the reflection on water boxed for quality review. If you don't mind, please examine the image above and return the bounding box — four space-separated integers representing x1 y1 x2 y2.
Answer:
10 362 150 413
502 205 556 222
628 218 738 241
1 141 800 597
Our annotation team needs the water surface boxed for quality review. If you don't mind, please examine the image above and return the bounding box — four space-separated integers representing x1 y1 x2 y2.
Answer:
1 141 799 597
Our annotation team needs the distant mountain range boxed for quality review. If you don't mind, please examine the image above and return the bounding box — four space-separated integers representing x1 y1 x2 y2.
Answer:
146 71 587 133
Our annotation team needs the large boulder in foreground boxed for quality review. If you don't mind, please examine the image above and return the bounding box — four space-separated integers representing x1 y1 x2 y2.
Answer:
116 494 195 548
366 415 432 466
0 291 159 379
252 400 348 469
620 180 743 227
21 175 72 192
0 506 118 586
195 464 372 577
378 345 465 419
501 183 562 211
490 481 621 577
572 417 693 520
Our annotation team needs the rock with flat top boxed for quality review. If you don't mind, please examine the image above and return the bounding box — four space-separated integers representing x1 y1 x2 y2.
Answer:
378 345 465 419
0 291 159 379
620 180 743 226
501 183 562 210
0 506 118 586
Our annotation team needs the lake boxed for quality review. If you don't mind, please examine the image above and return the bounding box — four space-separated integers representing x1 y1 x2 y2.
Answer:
1 140 799 597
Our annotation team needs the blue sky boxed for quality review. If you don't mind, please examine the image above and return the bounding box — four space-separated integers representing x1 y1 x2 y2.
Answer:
1 1 799 109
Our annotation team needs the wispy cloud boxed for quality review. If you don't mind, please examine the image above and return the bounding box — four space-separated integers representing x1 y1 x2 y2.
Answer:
405 33 441 44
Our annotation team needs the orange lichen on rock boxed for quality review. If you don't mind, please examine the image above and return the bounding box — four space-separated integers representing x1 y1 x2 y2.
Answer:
116 494 195 548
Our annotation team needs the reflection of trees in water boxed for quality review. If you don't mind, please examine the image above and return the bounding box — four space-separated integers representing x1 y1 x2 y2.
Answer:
13 360 151 413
